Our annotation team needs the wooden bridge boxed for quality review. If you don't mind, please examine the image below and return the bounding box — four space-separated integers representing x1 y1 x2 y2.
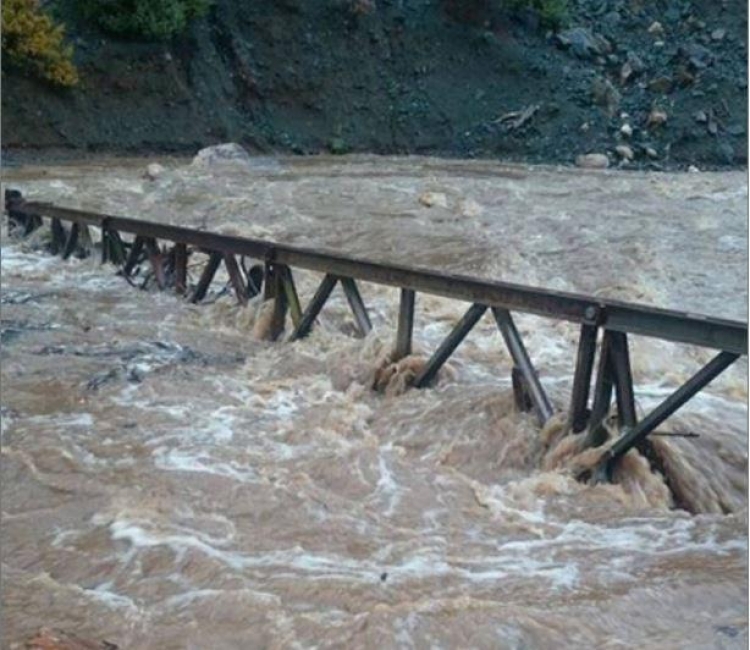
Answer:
5 189 747 483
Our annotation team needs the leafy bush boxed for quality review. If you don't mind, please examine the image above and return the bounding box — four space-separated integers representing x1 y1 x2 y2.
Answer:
506 0 568 28
78 0 210 40
2 0 79 86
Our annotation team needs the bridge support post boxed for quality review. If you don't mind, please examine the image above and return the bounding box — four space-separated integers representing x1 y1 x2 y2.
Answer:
61 222 80 260
278 266 302 329
224 254 248 306
174 244 188 294
143 238 165 289
567 323 598 433
51 218 66 256
261 262 290 341
393 289 416 361
123 236 146 277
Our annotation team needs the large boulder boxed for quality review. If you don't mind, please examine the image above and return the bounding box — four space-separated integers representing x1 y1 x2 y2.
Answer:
191 143 252 168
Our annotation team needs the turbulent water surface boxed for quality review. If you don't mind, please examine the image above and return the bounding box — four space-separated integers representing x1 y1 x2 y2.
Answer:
1 155 747 649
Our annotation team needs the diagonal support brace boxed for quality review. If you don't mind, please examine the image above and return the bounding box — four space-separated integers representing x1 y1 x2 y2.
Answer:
290 274 339 341
413 303 487 388
592 350 739 483
340 277 372 337
492 308 553 426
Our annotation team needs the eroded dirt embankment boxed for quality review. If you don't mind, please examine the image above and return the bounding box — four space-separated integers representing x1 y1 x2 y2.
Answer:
2 0 747 168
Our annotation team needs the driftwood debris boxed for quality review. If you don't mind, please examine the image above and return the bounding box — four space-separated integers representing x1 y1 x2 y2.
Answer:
493 103 540 131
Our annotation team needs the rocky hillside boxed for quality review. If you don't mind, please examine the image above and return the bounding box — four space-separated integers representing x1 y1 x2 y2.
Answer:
2 0 747 168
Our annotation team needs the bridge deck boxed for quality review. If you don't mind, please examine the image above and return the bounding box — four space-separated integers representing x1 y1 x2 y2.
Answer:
5 191 747 483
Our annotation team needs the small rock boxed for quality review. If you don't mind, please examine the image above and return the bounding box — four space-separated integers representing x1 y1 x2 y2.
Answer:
681 43 715 70
647 21 664 36
459 199 484 218
620 123 633 138
711 28 726 41
626 52 646 74
646 108 668 128
694 110 708 123
620 61 634 84
653 40 665 49
674 65 695 87
688 165 700 173
707 115 719 135
648 76 673 94
615 145 634 160
645 147 659 159
576 153 609 169
591 76 621 115
143 163 165 181
419 192 448 208
718 142 735 164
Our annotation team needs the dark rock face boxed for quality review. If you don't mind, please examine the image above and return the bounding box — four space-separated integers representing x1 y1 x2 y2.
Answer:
1 0 747 169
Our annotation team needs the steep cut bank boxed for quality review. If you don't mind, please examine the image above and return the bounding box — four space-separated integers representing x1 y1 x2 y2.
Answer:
2 0 747 168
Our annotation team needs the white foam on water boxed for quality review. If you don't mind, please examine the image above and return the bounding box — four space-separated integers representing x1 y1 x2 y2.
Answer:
152 447 257 483
373 447 402 517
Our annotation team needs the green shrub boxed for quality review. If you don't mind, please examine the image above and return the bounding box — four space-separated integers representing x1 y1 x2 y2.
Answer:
505 0 568 28
2 0 79 86
78 0 210 40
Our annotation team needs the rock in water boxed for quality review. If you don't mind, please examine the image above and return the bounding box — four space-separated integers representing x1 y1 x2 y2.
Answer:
459 198 484 218
144 162 165 181
191 143 252 168
419 192 448 208
575 153 609 169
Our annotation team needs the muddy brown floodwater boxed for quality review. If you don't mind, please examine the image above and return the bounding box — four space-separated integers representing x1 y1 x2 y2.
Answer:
1 154 747 649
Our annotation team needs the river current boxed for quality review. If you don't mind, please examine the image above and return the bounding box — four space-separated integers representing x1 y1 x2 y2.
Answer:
1 154 747 648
